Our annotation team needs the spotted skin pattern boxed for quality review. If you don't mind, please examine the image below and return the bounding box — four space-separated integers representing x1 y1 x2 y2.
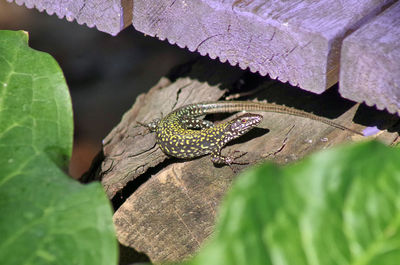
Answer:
145 101 362 165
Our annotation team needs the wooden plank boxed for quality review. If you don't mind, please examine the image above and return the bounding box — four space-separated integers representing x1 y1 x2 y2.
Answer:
105 59 399 263
132 0 394 93
340 1 400 115
7 0 132 35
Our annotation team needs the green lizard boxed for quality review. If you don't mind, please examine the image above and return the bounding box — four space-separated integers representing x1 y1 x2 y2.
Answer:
142 101 362 165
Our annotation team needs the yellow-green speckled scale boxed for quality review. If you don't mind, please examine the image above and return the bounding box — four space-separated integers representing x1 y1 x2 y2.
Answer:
145 101 362 165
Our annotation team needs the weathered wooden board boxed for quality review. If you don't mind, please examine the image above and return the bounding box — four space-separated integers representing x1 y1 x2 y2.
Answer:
7 0 132 35
132 0 394 93
340 1 400 115
8 0 400 112
108 59 400 263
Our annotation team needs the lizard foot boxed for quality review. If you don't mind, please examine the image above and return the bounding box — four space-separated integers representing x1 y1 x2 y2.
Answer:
225 150 249 165
225 151 249 173
211 150 249 166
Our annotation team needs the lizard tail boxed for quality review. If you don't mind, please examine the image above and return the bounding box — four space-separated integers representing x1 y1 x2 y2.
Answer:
185 101 363 136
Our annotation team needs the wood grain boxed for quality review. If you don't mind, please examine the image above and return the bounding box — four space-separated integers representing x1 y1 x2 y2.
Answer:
114 158 234 263
340 1 400 115
132 0 394 93
8 0 132 35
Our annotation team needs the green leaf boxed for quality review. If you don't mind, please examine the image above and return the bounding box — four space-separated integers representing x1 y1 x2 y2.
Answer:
0 30 117 265
184 141 400 265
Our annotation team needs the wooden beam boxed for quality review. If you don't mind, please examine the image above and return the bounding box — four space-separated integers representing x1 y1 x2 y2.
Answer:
340 1 400 115
132 0 393 93
8 0 132 35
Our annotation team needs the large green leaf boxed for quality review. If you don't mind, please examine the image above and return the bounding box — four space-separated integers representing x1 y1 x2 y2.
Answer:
184 141 400 265
0 30 117 265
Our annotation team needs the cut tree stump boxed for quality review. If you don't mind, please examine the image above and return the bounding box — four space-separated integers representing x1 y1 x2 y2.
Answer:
93 58 400 263
100 59 242 199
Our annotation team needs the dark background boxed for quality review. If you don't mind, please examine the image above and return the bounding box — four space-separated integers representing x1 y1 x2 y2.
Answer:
0 1 195 178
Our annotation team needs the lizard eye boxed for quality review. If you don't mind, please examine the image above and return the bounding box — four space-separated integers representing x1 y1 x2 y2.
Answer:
241 119 247 123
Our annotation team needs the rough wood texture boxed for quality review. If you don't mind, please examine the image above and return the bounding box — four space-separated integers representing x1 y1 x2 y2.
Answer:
100 59 243 198
114 158 234 263
108 58 400 263
10 0 400 111
132 0 394 93
340 1 400 115
8 0 132 35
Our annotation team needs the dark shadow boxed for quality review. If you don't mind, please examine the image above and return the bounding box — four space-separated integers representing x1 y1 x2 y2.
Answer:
253 82 356 119
80 150 105 183
354 104 400 133
118 243 151 265
166 56 247 93
111 156 179 211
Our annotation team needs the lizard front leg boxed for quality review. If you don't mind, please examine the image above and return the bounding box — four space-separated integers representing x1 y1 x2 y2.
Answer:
210 150 248 165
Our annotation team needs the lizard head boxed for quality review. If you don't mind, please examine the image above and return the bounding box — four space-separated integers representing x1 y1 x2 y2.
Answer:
227 113 263 138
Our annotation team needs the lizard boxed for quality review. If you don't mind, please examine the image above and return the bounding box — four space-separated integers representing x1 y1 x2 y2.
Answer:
141 101 363 165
